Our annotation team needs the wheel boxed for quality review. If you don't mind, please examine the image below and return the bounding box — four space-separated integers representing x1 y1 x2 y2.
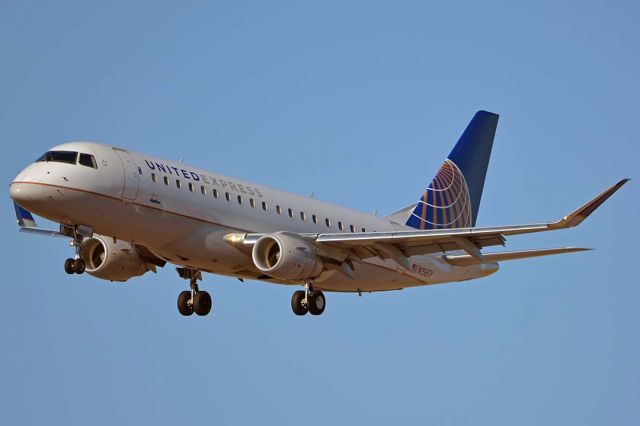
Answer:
177 291 194 316
308 290 326 316
64 258 75 274
74 258 86 274
193 291 212 316
291 290 308 316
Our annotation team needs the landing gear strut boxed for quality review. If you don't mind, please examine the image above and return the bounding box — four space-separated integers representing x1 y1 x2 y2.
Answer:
176 268 212 317
63 226 89 275
291 282 326 316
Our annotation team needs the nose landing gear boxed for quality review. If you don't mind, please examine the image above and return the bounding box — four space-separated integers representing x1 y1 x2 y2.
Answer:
63 225 90 275
291 282 326 316
176 267 212 316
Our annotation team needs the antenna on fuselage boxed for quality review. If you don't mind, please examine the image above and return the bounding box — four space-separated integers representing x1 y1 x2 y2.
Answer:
178 158 184 164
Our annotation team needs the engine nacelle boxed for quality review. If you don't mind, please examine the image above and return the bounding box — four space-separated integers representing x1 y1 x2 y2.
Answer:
251 233 323 281
80 236 152 282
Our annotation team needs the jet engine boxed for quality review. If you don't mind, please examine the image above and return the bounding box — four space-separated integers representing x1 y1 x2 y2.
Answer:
251 233 323 281
80 236 156 282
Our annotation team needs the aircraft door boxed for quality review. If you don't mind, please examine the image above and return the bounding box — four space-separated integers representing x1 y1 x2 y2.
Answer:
113 148 140 202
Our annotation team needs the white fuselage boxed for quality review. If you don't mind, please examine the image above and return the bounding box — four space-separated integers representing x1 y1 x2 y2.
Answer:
10 142 497 292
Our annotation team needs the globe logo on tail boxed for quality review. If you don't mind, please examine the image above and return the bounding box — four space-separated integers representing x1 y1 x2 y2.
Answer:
408 159 472 230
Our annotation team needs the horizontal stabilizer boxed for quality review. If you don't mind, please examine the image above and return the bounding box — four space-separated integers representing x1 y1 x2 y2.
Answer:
443 247 590 266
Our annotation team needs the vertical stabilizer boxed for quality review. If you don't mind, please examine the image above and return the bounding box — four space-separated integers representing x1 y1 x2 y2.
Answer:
406 110 498 230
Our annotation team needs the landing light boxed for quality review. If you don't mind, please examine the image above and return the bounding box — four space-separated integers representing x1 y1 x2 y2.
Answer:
223 233 247 248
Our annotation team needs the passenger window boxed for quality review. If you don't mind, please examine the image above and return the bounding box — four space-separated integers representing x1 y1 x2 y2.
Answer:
350 225 355 233
325 218 331 227
300 212 306 221
312 214 317 224
262 201 267 211
78 153 97 168
164 176 169 185
338 221 343 230
250 198 255 208
176 180 182 189
362 227 366 232
213 189 218 198
151 173 157 183
276 205 282 215
188 182 195 192
200 185 206 195
288 208 293 218
237 195 243 205
225 192 230 201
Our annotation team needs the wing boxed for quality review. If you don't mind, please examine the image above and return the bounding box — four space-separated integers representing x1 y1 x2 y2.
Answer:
13 202 65 237
229 179 629 269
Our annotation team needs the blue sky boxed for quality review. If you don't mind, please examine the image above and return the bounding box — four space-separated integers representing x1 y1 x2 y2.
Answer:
1 1 638 424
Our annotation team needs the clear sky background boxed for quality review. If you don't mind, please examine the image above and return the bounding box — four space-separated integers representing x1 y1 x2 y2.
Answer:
1 1 638 424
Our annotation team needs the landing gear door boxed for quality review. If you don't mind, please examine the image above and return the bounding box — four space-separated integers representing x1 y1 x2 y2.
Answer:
113 148 140 202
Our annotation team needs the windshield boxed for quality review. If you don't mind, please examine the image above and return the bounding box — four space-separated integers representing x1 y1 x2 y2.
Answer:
79 153 97 168
36 151 78 165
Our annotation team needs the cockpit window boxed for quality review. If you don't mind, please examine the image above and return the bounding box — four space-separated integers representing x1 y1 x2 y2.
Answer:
79 153 97 169
36 151 78 165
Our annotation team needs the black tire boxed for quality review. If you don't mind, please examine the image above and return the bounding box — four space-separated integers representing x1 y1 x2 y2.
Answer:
74 258 86 274
64 258 75 274
177 291 194 316
291 290 308 316
308 291 326 316
193 291 212 316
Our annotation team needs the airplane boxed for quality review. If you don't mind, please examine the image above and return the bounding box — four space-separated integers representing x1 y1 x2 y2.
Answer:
9 110 629 317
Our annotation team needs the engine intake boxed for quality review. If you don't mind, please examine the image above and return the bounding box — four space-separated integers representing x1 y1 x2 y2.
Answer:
80 236 152 282
252 233 323 281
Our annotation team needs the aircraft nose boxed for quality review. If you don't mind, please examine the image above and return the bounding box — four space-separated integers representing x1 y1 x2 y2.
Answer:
10 181 43 209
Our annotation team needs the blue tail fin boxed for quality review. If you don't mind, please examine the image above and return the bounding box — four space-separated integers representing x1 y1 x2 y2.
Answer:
406 110 499 230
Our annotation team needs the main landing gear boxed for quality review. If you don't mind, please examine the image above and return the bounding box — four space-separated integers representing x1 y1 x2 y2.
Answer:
176 268 212 317
64 257 85 274
291 282 326 316
63 225 90 275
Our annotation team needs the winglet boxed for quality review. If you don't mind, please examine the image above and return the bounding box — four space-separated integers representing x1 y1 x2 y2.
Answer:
552 179 630 229
14 202 37 228
13 202 64 237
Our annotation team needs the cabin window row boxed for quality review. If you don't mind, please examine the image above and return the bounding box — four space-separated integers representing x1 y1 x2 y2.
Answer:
149 173 367 232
